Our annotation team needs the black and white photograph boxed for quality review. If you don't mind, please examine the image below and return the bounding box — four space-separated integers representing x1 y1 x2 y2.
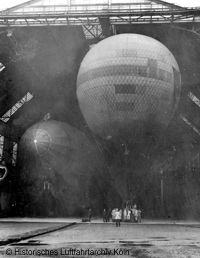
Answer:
0 0 200 257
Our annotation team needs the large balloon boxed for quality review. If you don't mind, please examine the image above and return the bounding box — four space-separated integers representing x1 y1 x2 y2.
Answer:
19 120 104 216
77 34 181 141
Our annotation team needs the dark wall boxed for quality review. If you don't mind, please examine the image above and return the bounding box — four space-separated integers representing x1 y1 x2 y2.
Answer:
0 26 89 131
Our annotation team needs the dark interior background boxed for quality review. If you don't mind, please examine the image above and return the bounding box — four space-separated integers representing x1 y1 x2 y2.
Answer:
0 23 200 218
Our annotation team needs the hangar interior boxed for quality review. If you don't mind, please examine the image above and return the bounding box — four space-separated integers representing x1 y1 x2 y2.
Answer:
0 0 200 218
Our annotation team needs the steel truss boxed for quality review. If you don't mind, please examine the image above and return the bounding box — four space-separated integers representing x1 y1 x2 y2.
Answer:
0 10 198 40
0 0 199 39
0 92 33 123
0 9 199 39
0 9 200 25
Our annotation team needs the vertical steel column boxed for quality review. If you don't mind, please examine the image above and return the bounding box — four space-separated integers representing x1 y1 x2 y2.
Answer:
2 137 13 165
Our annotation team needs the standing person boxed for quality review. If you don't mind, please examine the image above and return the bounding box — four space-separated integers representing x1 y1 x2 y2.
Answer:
111 208 116 222
123 208 127 221
106 208 111 222
134 208 138 222
132 204 137 222
103 209 107 222
138 209 142 223
88 208 92 222
115 208 122 227
127 209 131 222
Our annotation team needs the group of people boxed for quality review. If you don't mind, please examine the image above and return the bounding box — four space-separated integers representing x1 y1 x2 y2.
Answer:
103 204 142 227
122 204 142 223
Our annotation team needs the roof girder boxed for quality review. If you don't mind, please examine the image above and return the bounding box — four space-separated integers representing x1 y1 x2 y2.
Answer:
3 0 41 13
149 0 187 11
2 0 187 15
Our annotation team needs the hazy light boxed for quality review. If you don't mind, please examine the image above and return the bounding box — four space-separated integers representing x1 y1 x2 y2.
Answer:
34 139 37 144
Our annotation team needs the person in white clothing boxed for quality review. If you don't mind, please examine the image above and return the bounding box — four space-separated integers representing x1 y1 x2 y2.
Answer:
127 209 131 221
123 208 127 221
115 208 122 227
111 208 116 222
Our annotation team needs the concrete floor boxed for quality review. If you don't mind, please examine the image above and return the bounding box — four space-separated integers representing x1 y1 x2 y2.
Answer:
0 219 200 257
0 222 62 242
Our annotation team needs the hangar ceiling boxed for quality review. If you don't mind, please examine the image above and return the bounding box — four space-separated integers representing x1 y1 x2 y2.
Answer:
0 0 199 38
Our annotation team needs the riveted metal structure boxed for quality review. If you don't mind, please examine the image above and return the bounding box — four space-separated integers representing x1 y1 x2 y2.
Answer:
0 0 200 39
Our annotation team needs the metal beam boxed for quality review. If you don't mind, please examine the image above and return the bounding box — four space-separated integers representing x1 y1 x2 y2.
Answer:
150 0 188 11
99 16 113 37
82 24 103 39
1 9 199 19
0 121 20 142
0 92 33 123
0 8 199 27
188 91 200 108
1 0 41 13
180 114 200 137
